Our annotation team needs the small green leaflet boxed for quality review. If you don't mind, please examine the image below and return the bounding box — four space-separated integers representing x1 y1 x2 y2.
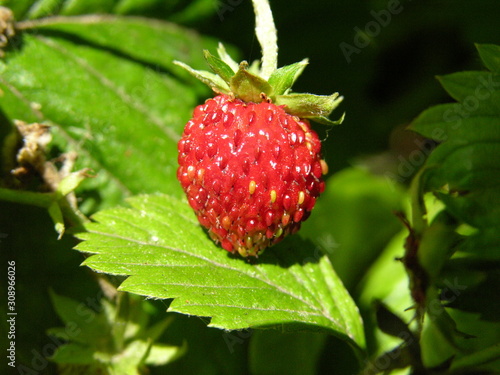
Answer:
75 194 366 353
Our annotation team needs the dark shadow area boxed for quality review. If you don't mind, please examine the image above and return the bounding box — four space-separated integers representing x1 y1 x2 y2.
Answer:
0 201 100 372
225 234 322 268
367 26 473 104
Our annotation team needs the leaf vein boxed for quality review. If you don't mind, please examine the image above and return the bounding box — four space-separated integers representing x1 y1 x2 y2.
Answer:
87 227 341 327
171 303 323 316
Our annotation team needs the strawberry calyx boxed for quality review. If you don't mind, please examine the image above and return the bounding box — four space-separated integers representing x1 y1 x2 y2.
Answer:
174 0 344 126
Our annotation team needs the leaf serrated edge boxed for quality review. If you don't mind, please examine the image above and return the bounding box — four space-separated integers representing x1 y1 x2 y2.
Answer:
75 195 365 351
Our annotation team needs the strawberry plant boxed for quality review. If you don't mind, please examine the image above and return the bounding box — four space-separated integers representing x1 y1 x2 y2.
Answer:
1 0 499 374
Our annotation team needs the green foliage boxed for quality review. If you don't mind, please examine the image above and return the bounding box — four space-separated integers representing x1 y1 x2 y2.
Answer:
0 0 218 23
48 290 185 374
0 12 223 213
75 194 365 353
375 43 500 374
410 44 500 229
341 43 500 375
0 1 499 374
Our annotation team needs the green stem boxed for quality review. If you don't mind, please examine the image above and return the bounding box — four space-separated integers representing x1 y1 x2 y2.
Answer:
408 167 429 235
59 198 90 232
0 187 55 208
0 187 89 233
251 0 278 80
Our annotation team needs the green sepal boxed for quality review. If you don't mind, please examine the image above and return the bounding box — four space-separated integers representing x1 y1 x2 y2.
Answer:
203 50 235 85
56 169 92 198
217 42 239 72
173 60 230 94
268 59 308 96
275 93 344 124
309 112 346 126
230 61 274 103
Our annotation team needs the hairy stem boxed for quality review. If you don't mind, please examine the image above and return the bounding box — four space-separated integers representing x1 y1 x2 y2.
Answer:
0 187 89 233
0 187 55 208
251 0 278 79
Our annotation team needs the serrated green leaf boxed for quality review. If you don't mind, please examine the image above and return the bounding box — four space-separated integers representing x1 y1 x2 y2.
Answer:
75 194 366 353
268 59 308 96
203 49 235 85
0 17 222 212
230 61 274 102
275 93 344 122
476 43 500 73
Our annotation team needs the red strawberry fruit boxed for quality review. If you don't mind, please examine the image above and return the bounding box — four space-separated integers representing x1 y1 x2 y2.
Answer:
175 1 343 257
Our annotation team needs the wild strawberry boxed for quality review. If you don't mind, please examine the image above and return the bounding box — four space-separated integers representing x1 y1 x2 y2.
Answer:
175 0 344 257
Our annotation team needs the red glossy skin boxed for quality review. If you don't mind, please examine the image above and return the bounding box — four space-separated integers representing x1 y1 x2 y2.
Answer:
177 95 326 257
